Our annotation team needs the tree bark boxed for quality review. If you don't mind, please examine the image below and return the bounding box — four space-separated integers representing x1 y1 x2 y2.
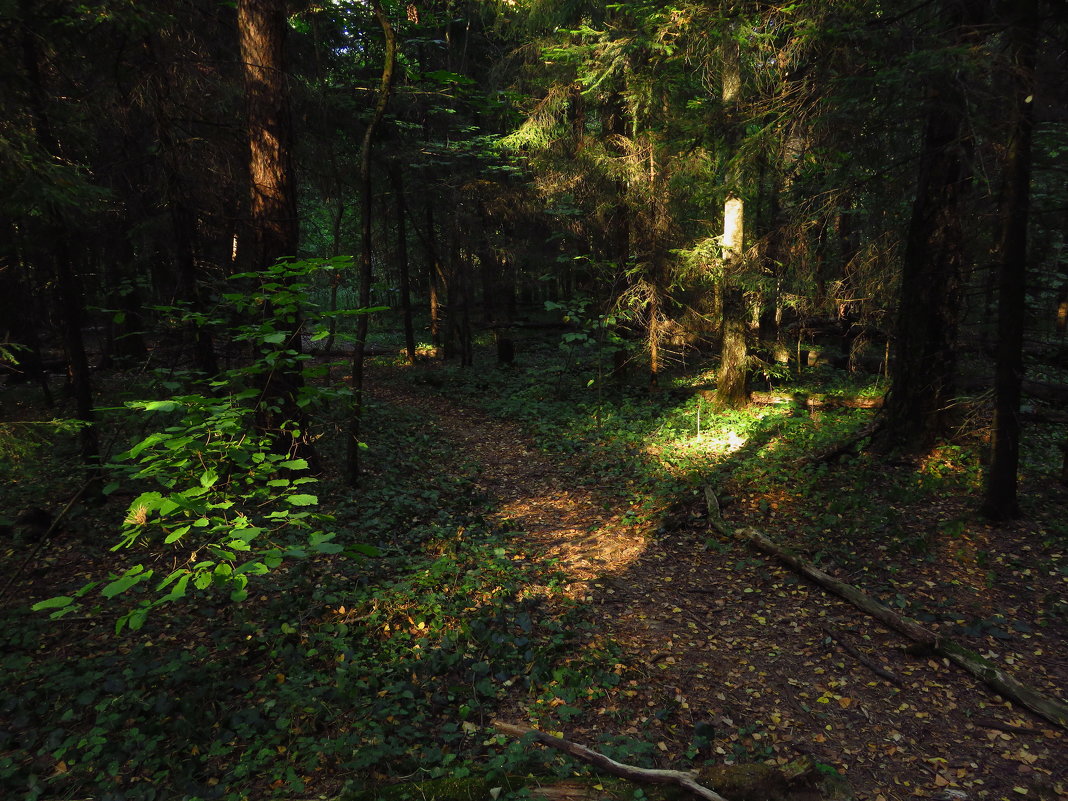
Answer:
238 0 316 468
981 0 1038 520
238 0 298 272
716 196 749 409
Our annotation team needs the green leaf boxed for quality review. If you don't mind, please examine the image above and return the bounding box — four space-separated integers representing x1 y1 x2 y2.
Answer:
200 470 219 488
142 400 180 412
32 596 74 611
345 544 381 558
263 550 283 569
127 491 163 516
162 573 190 601
277 459 309 470
164 525 190 544
262 331 287 344
102 566 150 599
286 494 318 506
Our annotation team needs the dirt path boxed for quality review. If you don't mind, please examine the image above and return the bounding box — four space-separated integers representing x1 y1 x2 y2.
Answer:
370 368 1067 801
372 376 649 590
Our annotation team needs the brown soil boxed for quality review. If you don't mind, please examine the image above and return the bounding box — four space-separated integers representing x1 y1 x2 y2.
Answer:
370 368 1068 801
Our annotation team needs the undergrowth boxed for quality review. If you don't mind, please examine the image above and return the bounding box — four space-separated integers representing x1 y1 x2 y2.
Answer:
0 387 620 801
3 333 1065 801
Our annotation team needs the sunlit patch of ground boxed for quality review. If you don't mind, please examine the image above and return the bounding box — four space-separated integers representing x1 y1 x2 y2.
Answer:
371 381 651 594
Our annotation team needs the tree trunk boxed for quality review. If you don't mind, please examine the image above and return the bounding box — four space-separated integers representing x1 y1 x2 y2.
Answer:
877 0 985 452
347 0 395 483
238 0 298 272
55 245 100 466
390 164 417 364
716 195 749 409
981 0 1038 520
171 197 218 376
238 0 315 467
425 201 445 352
19 6 99 466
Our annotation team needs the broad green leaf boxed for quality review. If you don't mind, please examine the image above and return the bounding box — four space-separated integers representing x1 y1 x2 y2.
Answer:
345 544 382 558
32 596 73 611
102 567 150 599
161 573 190 601
276 459 308 470
229 527 262 543
142 400 180 412
164 525 190 544
127 492 162 517
286 494 318 506
263 550 283 569
127 607 148 631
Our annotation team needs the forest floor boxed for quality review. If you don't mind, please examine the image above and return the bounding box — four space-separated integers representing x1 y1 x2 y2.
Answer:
2 345 1067 801
366 360 1068 801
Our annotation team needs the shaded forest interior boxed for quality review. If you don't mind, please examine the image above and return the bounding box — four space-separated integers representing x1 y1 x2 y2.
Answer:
1 2 1067 801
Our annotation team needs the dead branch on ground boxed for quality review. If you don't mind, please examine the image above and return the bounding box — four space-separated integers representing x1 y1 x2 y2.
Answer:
492 721 731 801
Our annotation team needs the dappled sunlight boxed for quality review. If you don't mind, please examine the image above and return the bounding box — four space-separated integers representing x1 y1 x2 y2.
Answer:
494 479 652 591
646 429 749 463
371 380 652 594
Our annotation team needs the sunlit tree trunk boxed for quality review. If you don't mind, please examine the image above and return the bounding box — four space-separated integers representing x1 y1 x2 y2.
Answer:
238 0 297 272
981 0 1038 520
717 195 749 408
715 33 749 409
238 0 320 469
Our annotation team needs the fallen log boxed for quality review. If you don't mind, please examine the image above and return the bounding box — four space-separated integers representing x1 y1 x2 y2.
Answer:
749 391 883 410
492 721 731 801
686 386 883 410
733 525 1068 730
